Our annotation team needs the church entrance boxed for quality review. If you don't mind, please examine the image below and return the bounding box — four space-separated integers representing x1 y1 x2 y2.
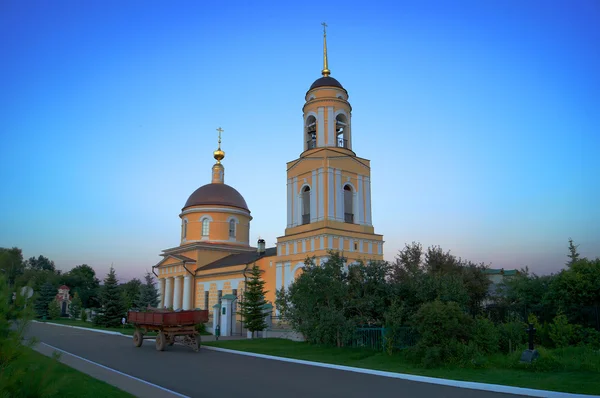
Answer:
61 301 67 316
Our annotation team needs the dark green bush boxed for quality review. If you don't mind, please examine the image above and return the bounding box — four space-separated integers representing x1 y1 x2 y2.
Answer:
195 322 207 334
410 300 473 367
576 327 600 349
549 313 577 348
498 320 527 353
472 316 499 354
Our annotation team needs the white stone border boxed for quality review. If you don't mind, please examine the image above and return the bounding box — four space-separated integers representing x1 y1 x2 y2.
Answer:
201 347 597 398
39 342 188 398
33 321 123 335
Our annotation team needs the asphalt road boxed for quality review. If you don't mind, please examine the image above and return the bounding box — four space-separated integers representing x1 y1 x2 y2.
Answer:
27 322 526 398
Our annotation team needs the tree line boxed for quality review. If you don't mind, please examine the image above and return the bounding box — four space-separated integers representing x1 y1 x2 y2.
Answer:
276 240 600 366
0 248 158 328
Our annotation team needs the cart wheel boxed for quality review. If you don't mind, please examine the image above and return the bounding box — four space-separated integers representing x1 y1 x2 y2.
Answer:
190 335 201 352
167 335 175 346
156 331 166 351
133 330 144 348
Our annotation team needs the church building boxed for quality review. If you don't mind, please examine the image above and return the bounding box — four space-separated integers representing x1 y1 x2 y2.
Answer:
153 26 384 331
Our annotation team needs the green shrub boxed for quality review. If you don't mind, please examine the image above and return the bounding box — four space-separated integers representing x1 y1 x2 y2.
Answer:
1 276 68 397
447 340 486 368
47 300 61 320
576 327 600 349
549 313 576 348
527 313 553 347
410 300 473 367
498 320 527 353
195 322 207 334
472 316 499 354
383 299 412 355
80 309 87 323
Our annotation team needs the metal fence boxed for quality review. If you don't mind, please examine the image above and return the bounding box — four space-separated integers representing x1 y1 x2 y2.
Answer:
351 327 418 352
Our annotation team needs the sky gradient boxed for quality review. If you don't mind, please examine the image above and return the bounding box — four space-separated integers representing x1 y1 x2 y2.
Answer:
1 0 599 281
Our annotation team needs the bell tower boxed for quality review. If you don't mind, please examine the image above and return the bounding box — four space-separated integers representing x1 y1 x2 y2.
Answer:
275 24 384 291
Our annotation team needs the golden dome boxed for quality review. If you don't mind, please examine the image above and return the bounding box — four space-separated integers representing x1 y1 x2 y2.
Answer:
213 149 225 162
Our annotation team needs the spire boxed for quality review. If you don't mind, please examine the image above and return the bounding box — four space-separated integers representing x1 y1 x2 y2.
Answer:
213 127 225 163
212 127 225 184
321 22 330 77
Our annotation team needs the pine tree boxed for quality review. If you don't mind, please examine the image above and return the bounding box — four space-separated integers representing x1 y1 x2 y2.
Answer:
97 266 125 327
566 238 580 267
35 281 56 318
48 299 61 319
69 291 82 319
137 272 159 309
239 263 268 337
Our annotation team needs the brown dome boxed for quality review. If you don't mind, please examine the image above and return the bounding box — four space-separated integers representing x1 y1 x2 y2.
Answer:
309 76 344 91
183 183 249 212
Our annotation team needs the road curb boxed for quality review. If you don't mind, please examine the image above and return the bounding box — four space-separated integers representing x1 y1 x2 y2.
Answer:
202 346 598 398
32 320 124 336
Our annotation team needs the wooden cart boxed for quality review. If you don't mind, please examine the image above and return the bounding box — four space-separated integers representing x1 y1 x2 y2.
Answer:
127 309 209 352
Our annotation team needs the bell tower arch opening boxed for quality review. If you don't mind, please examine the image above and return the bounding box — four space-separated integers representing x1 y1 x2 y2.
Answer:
343 184 354 223
335 113 349 149
305 115 317 150
301 185 311 225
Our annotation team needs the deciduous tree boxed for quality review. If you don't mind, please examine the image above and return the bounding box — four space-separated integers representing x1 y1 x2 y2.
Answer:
120 278 141 311
69 292 82 319
276 252 354 346
61 264 100 309
24 255 55 272
0 247 24 287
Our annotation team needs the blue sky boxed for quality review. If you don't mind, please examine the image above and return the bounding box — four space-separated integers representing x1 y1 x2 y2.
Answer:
1 0 598 281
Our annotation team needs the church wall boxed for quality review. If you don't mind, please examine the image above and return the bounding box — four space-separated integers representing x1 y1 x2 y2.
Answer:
289 159 324 177
255 257 276 308
181 208 251 246
286 156 374 229
194 273 246 314
158 263 188 278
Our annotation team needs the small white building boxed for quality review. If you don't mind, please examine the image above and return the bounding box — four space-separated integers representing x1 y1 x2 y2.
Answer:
56 285 72 317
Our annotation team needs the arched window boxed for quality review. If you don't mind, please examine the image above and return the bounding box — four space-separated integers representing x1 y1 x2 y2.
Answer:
306 115 317 150
229 219 236 238
202 219 210 236
335 114 348 148
302 186 311 225
344 185 354 223
182 219 188 239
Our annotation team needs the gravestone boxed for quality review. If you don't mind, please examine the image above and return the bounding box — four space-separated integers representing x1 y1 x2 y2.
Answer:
520 323 540 363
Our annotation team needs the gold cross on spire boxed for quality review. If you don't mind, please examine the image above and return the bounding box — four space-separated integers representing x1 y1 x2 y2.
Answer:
216 127 223 148
213 127 225 163
321 22 330 77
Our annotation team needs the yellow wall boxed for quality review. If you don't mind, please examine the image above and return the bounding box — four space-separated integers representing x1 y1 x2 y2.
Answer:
180 205 251 246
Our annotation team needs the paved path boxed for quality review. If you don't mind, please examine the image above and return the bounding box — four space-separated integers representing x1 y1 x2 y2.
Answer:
27 322 525 398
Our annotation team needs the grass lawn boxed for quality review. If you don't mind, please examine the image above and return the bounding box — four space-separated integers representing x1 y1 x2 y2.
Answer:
5 348 133 398
203 339 600 395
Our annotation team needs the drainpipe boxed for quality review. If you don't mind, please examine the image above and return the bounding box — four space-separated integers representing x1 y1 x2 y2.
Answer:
183 261 195 310
241 262 250 333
